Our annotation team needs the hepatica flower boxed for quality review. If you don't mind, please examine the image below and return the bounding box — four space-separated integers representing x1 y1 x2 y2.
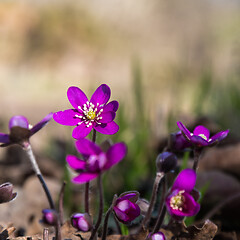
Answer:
113 192 141 224
71 213 92 232
177 121 229 148
166 169 200 220
147 232 166 240
67 138 127 183
0 113 53 147
53 84 119 139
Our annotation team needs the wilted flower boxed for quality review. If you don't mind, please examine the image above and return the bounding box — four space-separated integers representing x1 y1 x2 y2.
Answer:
53 84 119 139
177 121 229 148
165 169 200 220
113 192 141 224
0 113 53 147
42 209 58 226
156 151 177 173
168 131 192 151
0 182 17 204
147 232 166 240
71 213 92 232
67 138 127 183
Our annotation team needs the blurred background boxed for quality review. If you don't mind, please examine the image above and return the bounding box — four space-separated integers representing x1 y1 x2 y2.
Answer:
0 0 240 238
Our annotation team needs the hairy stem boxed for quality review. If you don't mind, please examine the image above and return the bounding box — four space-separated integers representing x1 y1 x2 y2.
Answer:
24 144 55 209
89 174 104 240
193 147 202 171
58 181 66 226
101 206 113 240
152 177 167 234
142 172 164 229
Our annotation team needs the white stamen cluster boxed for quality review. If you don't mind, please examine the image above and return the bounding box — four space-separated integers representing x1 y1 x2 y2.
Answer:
170 190 185 211
75 101 103 127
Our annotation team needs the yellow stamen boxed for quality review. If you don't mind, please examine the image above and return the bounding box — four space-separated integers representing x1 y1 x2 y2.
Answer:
86 110 96 120
198 134 207 140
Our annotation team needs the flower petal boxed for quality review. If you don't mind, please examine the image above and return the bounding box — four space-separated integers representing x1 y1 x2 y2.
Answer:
193 125 210 141
104 142 127 170
9 116 29 129
118 192 139 203
172 169 196 192
0 133 10 144
90 84 111 106
166 190 200 218
103 101 119 112
94 121 119 135
72 124 92 139
72 172 98 184
114 200 140 223
99 111 116 123
75 138 102 156
30 113 53 136
66 155 86 170
67 86 88 109
53 109 80 126
177 121 192 140
209 129 229 143
190 135 209 147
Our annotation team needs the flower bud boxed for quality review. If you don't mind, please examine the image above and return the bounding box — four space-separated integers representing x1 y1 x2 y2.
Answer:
147 232 166 240
113 192 140 224
0 182 17 204
42 209 58 226
156 152 177 173
71 213 92 232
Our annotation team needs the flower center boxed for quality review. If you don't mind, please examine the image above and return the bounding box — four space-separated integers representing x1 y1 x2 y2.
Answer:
86 109 96 120
75 101 103 127
198 134 207 141
170 190 185 211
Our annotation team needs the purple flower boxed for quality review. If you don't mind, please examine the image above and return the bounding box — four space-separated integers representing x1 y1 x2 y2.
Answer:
147 232 166 240
165 169 200 220
177 121 229 148
42 209 58 226
67 138 127 184
113 192 141 224
71 213 92 232
0 113 53 147
53 84 119 139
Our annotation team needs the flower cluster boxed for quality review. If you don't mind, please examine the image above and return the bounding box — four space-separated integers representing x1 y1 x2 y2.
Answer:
0 82 230 240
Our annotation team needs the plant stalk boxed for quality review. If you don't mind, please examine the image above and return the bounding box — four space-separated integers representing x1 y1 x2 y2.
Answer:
101 206 113 240
152 177 167 234
193 147 202 171
142 172 164 229
89 173 104 240
24 144 55 209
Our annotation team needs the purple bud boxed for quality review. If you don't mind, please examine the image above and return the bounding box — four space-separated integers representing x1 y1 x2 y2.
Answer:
156 152 177 173
113 192 141 224
0 182 17 204
147 232 166 240
42 209 58 226
71 213 92 232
